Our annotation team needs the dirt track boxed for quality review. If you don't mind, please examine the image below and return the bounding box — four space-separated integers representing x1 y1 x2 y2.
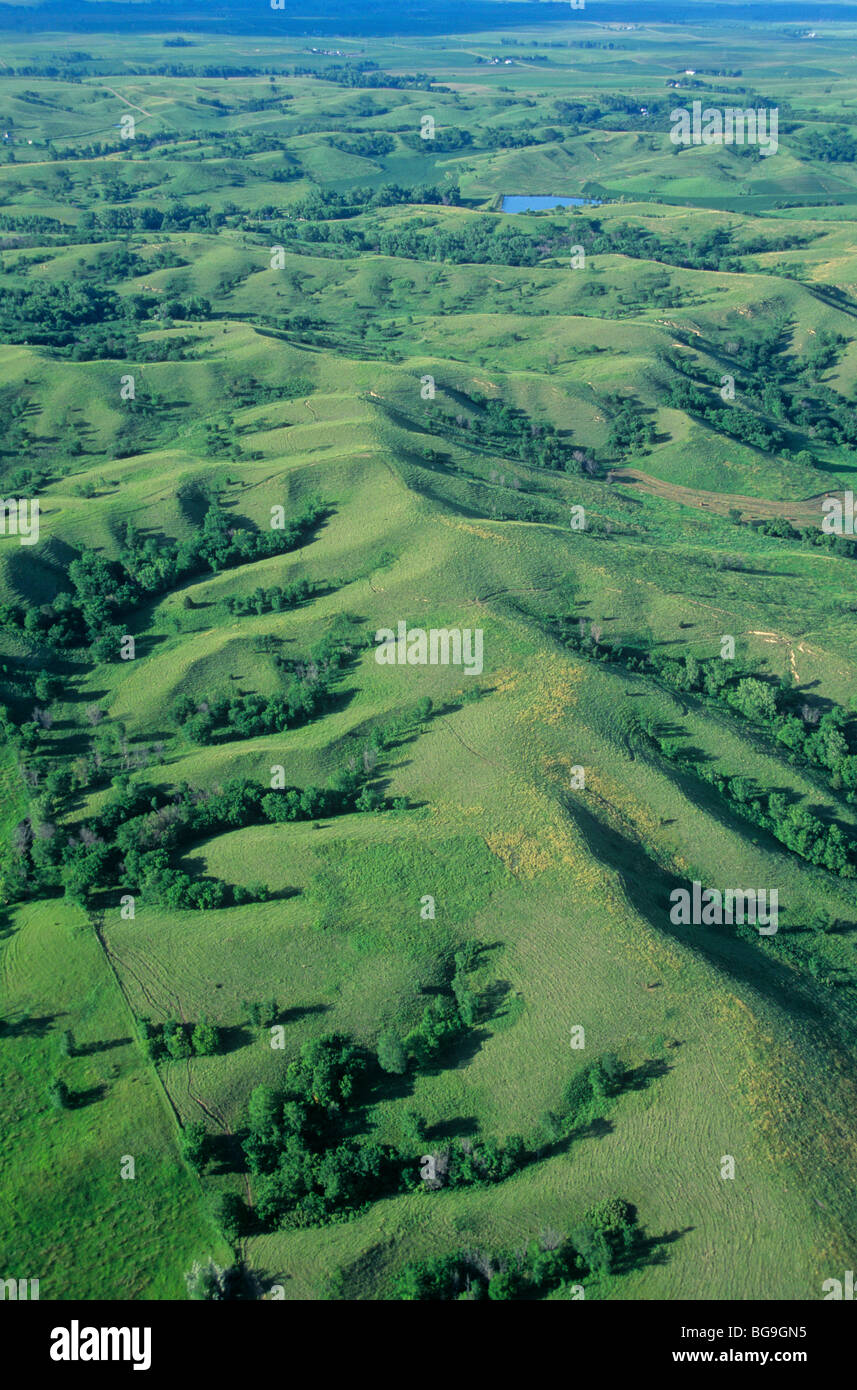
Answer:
612 466 841 526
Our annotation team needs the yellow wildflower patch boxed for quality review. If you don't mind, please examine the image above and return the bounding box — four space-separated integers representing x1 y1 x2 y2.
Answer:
485 830 553 878
516 656 581 727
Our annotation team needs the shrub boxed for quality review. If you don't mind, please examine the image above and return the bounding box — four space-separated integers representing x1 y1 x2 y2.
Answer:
164 1019 191 1060
191 1016 221 1056
377 1030 408 1075
48 1077 71 1110
245 998 278 1028
181 1120 208 1171
216 1192 251 1243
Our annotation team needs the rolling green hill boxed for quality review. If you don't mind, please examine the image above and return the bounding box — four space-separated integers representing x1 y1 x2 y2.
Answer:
2 10 857 1304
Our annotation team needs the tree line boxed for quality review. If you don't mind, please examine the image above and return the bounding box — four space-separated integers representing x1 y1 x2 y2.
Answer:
551 618 857 877
395 1196 642 1299
171 614 362 745
0 497 326 659
8 743 404 912
227 1002 637 1233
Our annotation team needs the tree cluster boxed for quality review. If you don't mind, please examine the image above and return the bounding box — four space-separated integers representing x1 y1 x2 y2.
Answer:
395 1197 641 1299
140 1015 223 1062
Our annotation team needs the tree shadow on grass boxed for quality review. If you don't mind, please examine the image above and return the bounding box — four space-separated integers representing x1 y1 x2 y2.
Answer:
425 1115 480 1141
565 793 830 1027
132 632 172 659
1 1013 57 1038
220 1019 257 1053
537 1116 615 1162
205 1130 249 1178
833 918 857 936
260 886 301 903
679 744 716 766
279 1003 331 1025
651 719 687 740
77 1036 131 1055
479 978 512 1022
614 1224 693 1276
365 1069 416 1107
624 1057 672 1091
423 1026 490 1073
71 1084 107 1109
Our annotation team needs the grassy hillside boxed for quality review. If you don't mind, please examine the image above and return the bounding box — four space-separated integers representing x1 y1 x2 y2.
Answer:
2 12 857 1302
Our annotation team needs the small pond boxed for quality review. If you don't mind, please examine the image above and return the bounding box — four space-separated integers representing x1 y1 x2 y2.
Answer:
501 195 603 213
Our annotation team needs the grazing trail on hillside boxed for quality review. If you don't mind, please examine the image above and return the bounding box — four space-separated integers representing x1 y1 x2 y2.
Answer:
439 715 501 768
94 918 254 1210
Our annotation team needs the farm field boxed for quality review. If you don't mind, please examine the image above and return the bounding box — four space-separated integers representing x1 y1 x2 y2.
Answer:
1 0 857 1306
